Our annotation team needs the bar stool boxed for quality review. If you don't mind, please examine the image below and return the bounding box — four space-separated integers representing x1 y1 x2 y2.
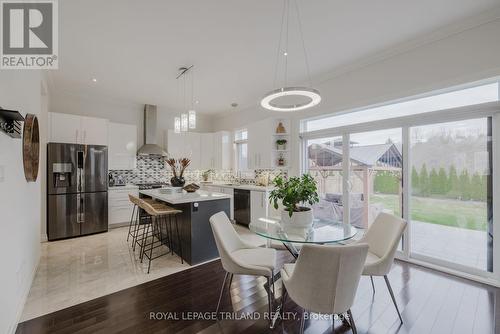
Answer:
127 195 157 248
139 200 184 273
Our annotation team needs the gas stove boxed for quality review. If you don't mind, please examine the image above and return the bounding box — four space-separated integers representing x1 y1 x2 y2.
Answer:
134 182 169 190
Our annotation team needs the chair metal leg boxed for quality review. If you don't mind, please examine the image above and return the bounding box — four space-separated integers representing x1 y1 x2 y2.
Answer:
384 275 403 324
267 276 274 328
370 276 375 294
347 309 357 334
299 310 306 334
281 284 288 318
216 272 229 315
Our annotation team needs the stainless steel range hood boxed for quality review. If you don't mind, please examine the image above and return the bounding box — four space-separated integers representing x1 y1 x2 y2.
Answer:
137 104 168 156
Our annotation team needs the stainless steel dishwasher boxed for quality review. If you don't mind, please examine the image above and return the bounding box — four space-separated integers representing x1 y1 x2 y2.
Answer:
234 189 251 226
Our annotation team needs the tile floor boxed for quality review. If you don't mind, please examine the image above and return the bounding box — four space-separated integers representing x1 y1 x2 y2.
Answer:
21 225 266 321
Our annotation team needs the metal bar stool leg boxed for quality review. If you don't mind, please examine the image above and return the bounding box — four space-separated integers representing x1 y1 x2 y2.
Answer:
147 216 157 274
127 204 136 242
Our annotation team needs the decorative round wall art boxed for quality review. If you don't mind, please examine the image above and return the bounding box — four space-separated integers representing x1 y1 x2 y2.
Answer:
23 114 40 182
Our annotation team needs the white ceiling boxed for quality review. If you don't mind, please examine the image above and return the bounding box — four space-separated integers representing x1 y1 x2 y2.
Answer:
50 0 499 114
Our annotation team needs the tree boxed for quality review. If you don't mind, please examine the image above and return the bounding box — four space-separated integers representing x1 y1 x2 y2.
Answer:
438 167 449 194
419 164 430 197
429 168 439 194
459 169 471 200
447 165 459 199
470 173 484 201
411 166 420 195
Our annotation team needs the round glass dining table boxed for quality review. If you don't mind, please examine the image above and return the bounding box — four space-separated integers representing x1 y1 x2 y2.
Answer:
249 217 359 258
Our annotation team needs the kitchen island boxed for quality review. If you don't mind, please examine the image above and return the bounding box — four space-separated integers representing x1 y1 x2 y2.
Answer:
139 189 231 265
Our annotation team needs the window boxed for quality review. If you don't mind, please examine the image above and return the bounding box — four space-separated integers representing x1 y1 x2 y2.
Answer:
302 82 499 132
235 129 248 171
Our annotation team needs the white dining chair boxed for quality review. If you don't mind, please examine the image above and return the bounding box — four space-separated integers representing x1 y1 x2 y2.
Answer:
281 243 369 334
209 212 277 326
357 212 407 323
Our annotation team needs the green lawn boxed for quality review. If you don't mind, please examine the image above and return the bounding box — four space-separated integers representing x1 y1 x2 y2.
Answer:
371 194 487 231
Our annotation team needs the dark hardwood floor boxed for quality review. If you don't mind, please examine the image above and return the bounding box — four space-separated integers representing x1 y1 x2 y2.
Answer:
16 251 499 334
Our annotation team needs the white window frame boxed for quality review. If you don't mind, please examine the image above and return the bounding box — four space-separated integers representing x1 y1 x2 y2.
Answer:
300 101 500 287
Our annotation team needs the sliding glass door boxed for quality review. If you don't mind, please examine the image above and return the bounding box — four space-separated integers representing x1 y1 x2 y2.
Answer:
409 118 492 272
303 115 495 276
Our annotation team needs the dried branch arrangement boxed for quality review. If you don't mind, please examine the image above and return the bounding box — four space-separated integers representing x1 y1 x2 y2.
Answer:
166 158 191 177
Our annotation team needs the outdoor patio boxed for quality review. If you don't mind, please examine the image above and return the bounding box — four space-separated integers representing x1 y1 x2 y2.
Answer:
411 220 488 271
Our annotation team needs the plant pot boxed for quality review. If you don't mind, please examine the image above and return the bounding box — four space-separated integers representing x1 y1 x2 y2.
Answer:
281 207 313 228
170 176 186 187
277 144 286 150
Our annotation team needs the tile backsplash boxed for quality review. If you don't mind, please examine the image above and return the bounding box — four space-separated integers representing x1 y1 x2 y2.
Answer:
109 155 287 185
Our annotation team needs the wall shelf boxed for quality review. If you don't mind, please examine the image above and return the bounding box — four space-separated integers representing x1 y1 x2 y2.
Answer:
0 108 24 138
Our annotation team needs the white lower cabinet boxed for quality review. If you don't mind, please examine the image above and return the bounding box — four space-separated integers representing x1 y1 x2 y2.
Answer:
108 187 139 226
250 190 268 223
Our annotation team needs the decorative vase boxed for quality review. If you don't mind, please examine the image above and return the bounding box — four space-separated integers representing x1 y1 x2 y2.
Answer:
276 122 286 133
281 207 313 228
170 176 186 187
277 144 286 150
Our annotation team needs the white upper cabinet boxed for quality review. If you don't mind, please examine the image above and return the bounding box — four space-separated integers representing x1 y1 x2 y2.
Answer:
213 131 231 170
200 133 215 168
81 116 109 145
49 112 81 144
167 131 201 169
108 122 137 170
247 118 273 169
49 112 108 146
167 130 232 170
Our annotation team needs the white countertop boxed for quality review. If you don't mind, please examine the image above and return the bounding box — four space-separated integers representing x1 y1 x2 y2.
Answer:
108 184 139 191
203 182 274 192
140 189 232 204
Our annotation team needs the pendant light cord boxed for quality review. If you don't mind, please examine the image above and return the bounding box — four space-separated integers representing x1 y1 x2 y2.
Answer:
273 0 287 90
293 0 312 87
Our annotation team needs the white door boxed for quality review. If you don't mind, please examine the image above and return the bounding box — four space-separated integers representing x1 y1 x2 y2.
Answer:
49 112 81 144
81 116 108 145
250 190 267 223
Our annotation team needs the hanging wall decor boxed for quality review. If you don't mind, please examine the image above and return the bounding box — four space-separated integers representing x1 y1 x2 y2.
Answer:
23 114 40 182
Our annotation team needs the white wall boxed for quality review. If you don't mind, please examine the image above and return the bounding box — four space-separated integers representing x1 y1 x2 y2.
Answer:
212 17 500 176
49 90 213 148
0 71 46 334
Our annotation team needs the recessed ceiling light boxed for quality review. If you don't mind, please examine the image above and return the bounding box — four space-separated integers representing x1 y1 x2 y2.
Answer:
195 100 199 104
91 78 97 83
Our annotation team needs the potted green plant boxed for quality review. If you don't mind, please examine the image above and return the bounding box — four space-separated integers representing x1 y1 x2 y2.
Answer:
276 139 287 150
202 169 214 182
269 174 319 227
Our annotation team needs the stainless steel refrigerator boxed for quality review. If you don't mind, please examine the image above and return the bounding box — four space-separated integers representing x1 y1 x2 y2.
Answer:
47 143 108 241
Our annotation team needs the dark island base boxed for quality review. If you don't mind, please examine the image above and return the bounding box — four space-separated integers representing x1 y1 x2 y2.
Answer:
157 198 230 265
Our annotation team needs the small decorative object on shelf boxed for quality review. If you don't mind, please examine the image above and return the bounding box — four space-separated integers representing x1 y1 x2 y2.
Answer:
269 174 319 228
167 157 191 187
277 154 285 166
276 122 286 134
0 107 24 138
23 114 40 182
276 139 287 150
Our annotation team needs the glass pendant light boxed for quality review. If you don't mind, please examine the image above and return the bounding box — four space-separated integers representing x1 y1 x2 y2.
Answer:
174 117 181 133
181 113 188 132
